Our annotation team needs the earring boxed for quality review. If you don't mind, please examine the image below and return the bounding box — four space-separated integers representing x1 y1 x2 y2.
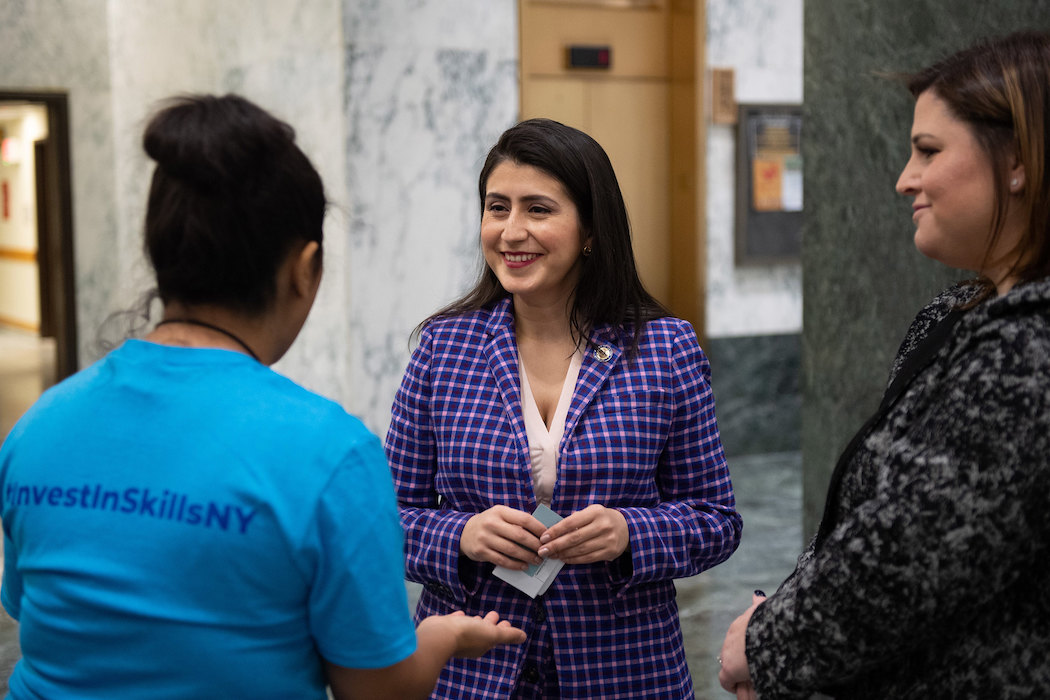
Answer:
582 245 592 257
1011 178 1020 189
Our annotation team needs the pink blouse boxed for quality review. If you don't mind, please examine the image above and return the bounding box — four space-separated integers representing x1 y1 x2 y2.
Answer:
519 349 584 506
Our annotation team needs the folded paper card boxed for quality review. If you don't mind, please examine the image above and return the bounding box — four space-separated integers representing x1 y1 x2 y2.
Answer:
493 504 565 598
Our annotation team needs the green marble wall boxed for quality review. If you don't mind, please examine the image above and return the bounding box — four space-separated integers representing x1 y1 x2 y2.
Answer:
801 1 1050 538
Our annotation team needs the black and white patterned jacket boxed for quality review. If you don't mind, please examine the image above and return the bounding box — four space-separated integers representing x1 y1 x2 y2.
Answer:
747 276 1050 699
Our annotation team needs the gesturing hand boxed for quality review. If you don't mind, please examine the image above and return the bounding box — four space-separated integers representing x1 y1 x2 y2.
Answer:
535 504 629 564
460 505 547 570
433 611 527 657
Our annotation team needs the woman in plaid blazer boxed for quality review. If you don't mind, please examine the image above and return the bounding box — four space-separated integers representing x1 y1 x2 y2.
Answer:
385 119 742 699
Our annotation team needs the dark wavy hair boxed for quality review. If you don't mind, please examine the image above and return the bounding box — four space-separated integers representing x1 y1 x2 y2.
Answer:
422 118 668 354
142 93 326 314
906 31 1050 302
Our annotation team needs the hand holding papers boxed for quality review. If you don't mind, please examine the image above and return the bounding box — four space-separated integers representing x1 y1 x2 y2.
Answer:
493 504 565 598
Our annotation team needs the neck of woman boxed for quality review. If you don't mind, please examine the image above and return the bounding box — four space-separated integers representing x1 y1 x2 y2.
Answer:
512 296 578 345
147 303 269 363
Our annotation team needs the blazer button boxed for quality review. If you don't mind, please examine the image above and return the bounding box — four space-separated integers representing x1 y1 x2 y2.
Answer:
522 663 540 683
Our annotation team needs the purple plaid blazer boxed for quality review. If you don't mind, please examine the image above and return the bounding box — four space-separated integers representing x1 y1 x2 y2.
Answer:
385 298 741 699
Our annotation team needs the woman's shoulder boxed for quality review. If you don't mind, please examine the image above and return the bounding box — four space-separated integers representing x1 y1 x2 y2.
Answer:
985 275 1050 321
251 373 384 473
632 315 700 348
969 277 1050 355
888 281 977 376
419 300 511 338
913 280 978 331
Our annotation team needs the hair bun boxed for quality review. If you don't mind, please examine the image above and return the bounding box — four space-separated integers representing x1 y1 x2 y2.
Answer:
142 92 325 314
143 94 294 192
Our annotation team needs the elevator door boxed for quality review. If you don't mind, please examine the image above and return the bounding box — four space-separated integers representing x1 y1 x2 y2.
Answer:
519 0 703 334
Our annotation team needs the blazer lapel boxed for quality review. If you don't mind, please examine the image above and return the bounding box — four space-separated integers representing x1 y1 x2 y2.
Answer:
562 326 623 446
483 299 532 466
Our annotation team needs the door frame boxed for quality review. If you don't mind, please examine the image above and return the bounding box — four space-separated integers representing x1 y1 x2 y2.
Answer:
0 91 78 380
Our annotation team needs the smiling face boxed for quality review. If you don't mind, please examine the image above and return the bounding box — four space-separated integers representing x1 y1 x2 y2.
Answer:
481 160 590 309
896 90 1025 284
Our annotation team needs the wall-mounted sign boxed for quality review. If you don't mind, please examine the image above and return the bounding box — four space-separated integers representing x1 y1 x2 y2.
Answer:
735 104 802 265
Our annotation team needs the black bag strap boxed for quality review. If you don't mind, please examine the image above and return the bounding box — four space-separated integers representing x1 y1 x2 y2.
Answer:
814 308 965 547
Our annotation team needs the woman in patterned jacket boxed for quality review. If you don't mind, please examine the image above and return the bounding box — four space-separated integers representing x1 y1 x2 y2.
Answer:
719 31 1050 700
385 118 742 698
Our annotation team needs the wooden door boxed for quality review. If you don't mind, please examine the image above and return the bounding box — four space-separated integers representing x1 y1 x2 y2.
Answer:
519 0 704 336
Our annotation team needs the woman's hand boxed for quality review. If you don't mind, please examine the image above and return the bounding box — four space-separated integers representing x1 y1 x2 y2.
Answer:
426 610 528 657
460 505 546 569
536 504 629 564
326 611 525 700
718 591 766 693
732 682 757 700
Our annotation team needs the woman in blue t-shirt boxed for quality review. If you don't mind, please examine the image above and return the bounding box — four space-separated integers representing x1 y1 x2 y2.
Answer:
0 93 523 699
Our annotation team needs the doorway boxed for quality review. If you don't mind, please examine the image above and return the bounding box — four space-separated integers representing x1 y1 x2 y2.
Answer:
0 92 77 437
518 0 704 335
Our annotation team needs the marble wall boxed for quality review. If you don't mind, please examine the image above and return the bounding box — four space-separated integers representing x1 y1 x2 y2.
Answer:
705 0 803 338
703 0 804 456
0 0 350 398
0 0 517 437
105 0 351 402
341 0 518 434
801 0 1050 537
705 333 800 456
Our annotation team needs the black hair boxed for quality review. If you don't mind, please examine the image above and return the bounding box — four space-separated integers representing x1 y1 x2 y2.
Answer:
142 93 326 314
423 118 668 354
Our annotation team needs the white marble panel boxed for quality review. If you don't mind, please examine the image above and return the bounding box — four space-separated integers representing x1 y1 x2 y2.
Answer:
706 0 803 338
207 1 350 403
344 0 513 49
106 1 222 356
105 0 349 401
342 0 518 434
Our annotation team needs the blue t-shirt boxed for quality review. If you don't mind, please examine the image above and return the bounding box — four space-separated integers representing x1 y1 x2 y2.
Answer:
0 340 416 699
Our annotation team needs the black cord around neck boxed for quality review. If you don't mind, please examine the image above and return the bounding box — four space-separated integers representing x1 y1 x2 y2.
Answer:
155 318 261 363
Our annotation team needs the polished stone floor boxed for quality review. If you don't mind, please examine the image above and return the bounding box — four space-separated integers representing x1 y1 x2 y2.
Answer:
0 329 54 440
0 329 804 698
678 450 802 700
0 327 48 694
